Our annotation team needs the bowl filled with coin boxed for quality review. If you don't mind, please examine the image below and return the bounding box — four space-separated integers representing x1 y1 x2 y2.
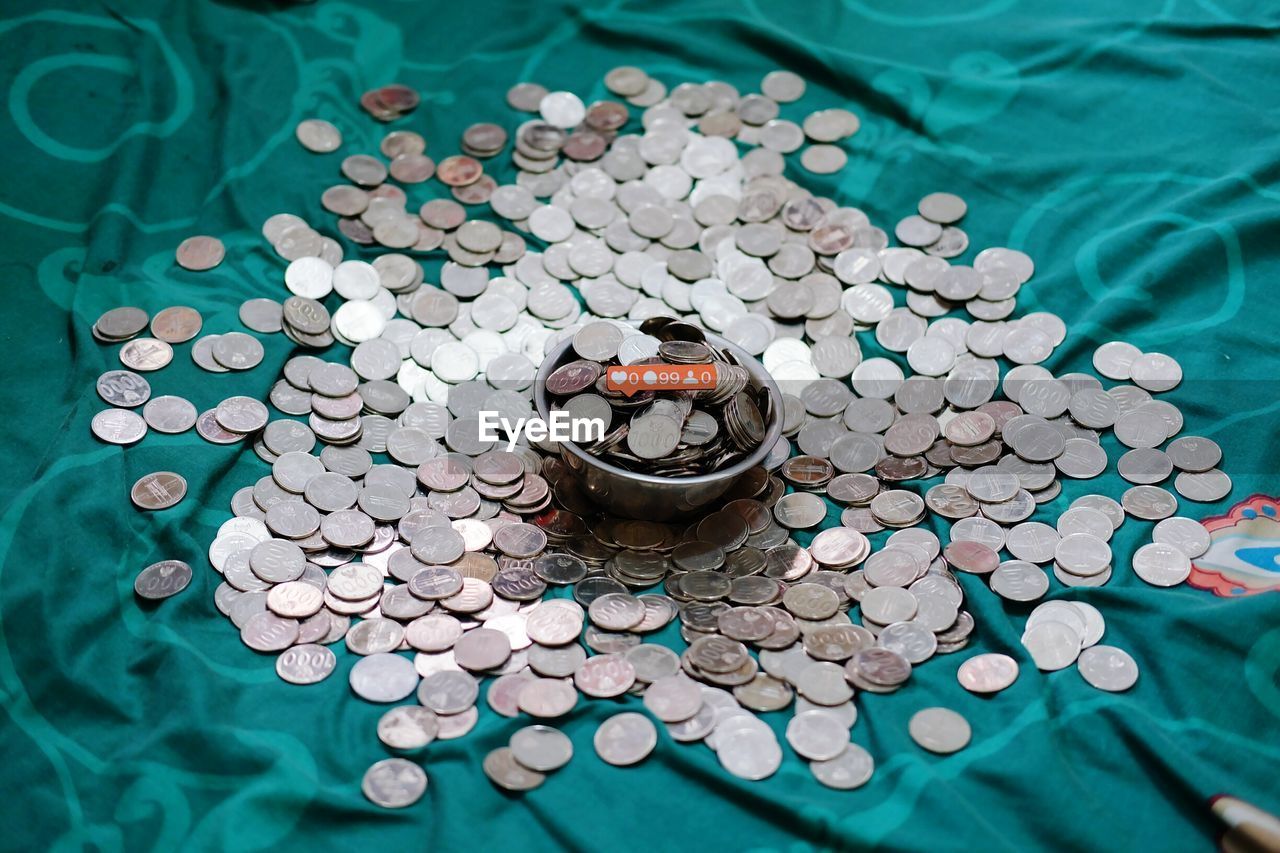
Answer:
533 318 782 521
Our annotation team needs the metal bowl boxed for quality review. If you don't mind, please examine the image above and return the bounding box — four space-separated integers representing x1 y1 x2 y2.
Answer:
533 333 782 521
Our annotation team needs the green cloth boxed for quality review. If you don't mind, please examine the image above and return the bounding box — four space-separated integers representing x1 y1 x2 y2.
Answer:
2 0 1279 850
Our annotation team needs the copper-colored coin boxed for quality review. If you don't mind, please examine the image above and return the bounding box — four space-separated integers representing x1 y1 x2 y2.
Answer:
943 540 1000 574
389 153 435 183
149 306 203 343
584 100 629 131
377 84 419 113
452 174 497 205
437 155 483 187
175 236 225 271
562 131 609 161
546 360 603 395
419 199 467 230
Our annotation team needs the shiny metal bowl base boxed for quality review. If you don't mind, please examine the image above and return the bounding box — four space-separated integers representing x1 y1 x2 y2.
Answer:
533 334 783 521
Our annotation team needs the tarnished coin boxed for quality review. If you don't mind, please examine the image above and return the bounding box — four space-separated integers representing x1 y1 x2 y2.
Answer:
240 298 284 333
416 670 479 715
150 306 203 343
454 627 512 671
176 235 225 271
131 471 187 510
95 306 149 341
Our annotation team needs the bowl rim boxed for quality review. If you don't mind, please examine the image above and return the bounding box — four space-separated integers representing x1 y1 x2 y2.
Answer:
532 331 784 487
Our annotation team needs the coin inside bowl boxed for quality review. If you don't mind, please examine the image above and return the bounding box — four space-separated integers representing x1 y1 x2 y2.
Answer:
533 331 783 521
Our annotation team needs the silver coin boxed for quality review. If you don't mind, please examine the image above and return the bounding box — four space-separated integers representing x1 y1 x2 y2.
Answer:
716 720 783 780
361 758 427 808
1021 621 1081 670
643 674 704 722
593 712 658 766
350 653 420 702
240 298 284 333
1152 516 1211 559
97 370 151 407
956 653 1019 693
1077 645 1139 691
92 408 147 444
786 711 849 761
1131 542 1191 586
509 725 574 772
95 306 149 340
1166 435 1222 473
809 742 875 789
1174 469 1232 502
240 611 299 652
908 707 971 753
134 560 192 600
275 644 337 684
989 561 1048 602
1122 485 1178 520
377 706 439 750
517 677 578 718
296 118 343 153
142 395 197 433
119 335 172 368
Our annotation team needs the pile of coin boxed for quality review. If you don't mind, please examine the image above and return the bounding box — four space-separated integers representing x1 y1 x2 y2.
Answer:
90 62 1240 807
361 84 421 123
546 319 772 475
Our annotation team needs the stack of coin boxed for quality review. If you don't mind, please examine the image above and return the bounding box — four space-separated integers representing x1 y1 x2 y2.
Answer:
92 306 149 343
280 296 336 349
461 122 508 159
545 320 772 476
360 84 420 122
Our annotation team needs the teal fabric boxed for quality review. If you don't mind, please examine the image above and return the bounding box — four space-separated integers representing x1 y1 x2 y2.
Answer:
2 1 1279 850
